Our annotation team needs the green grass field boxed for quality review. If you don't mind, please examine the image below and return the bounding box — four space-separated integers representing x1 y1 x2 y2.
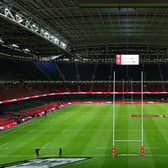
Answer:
1 103 168 167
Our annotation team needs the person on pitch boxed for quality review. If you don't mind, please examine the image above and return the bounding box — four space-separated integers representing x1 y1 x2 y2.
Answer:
59 147 62 157
35 148 40 158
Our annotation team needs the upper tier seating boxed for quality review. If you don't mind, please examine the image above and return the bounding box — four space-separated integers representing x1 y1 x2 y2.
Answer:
0 82 166 101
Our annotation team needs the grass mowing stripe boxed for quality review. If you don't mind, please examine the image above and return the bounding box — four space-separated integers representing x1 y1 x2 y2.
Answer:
71 105 112 168
115 104 129 155
64 104 108 156
81 105 112 153
127 103 156 168
143 104 168 167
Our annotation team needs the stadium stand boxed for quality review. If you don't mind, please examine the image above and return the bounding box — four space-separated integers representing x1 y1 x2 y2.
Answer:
0 57 168 129
0 82 167 101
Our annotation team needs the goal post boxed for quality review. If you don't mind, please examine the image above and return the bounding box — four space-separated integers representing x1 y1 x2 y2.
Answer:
112 71 144 157
112 71 116 156
140 71 144 156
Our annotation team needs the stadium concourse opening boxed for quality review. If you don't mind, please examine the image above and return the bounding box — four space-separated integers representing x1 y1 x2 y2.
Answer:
2 0 168 168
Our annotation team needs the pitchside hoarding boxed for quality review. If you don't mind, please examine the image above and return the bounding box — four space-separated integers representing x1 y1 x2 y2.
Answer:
116 54 139 65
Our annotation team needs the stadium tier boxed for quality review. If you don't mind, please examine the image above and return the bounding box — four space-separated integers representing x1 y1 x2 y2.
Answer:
0 82 166 100
0 58 167 101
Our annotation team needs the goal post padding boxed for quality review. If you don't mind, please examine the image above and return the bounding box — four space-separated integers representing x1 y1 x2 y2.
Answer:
112 145 116 157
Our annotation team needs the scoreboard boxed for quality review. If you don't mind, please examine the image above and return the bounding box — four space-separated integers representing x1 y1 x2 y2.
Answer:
116 54 139 65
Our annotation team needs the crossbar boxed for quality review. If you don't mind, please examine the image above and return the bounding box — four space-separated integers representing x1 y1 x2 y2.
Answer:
115 140 141 142
118 154 140 157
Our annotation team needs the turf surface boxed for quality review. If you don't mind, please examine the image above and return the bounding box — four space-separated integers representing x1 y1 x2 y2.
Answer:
1 103 168 167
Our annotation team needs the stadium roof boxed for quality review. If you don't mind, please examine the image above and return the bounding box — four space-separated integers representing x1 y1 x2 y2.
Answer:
1 0 168 61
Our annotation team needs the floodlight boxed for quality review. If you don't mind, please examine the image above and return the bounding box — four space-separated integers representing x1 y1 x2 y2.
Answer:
11 44 19 48
0 38 4 44
23 48 30 53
